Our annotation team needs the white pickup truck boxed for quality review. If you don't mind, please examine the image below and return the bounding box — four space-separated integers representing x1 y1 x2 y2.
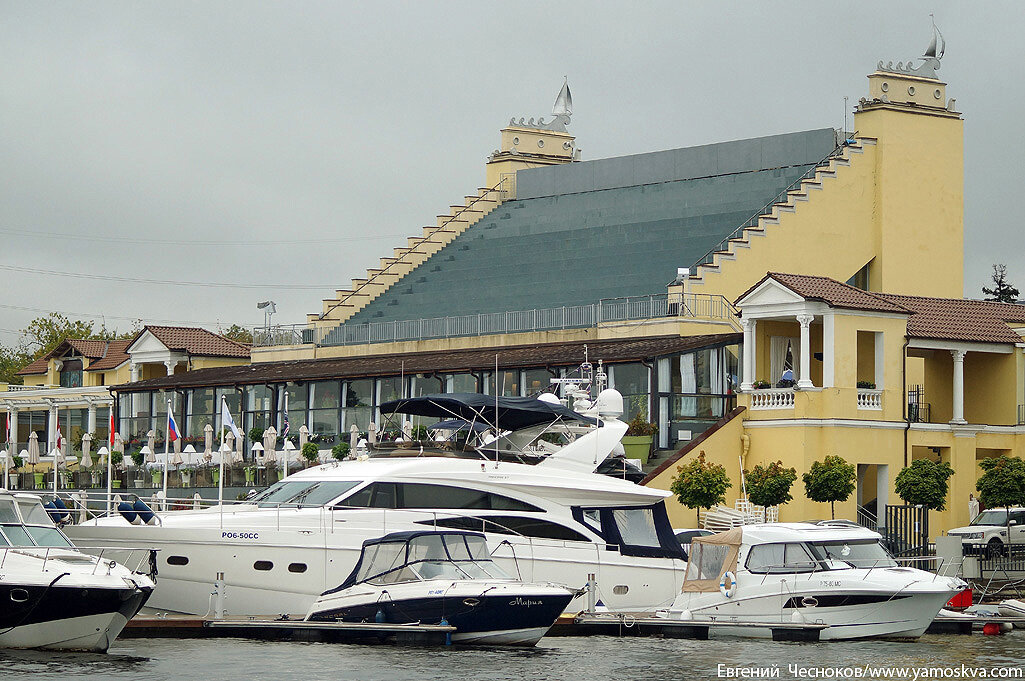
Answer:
947 507 1025 557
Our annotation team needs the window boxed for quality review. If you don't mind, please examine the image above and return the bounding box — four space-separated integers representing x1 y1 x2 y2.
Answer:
522 369 553 397
338 483 542 512
167 555 189 566
60 359 83 388
24 527 71 547
685 541 730 581
254 561 273 571
0 500 18 524
807 540 895 569
421 516 590 542
288 563 307 573
251 480 361 508
611 508 660 548
0 525 34 546
746 543 818 574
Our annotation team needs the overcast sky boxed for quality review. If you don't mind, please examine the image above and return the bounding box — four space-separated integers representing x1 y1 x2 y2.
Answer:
0 1 1021 345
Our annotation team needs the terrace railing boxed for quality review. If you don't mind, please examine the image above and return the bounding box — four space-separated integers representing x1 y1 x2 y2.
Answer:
253 292 738 348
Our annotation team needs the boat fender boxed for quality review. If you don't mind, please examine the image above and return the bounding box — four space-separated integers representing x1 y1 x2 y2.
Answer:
719 571 737 599
51 495 71 521
375 609 386 624
117 501 139 525
133 499 157 525
43 501 62 523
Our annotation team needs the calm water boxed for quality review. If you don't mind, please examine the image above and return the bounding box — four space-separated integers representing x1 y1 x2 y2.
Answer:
2 632 1023 681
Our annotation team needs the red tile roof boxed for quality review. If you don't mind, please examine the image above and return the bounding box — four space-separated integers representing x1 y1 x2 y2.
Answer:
740 272 910 313
133 326 251 358
84 339 133 371
16 357 49 376
876 294 1025 344
739 272 1025 345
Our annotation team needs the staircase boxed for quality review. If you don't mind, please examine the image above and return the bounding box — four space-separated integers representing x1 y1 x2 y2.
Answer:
312 179 513 325
687 137 877 286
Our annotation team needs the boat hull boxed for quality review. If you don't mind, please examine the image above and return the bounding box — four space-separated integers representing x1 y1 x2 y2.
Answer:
0 583 152 651
308 584 574 646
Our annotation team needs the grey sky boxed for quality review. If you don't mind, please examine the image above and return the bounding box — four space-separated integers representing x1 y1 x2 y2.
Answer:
0 2 1021 345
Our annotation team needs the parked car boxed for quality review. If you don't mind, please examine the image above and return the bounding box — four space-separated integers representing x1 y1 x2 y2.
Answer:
947 508 1025 558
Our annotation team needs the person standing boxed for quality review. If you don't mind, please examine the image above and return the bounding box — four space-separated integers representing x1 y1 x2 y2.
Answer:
968 493 980 522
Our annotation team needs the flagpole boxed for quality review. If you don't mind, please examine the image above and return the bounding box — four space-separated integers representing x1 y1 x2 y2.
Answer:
218 396 226 514
53 408 59 498
163 400 171 507
107 409 114 515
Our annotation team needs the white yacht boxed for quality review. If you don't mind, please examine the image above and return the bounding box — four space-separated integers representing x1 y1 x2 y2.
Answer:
661 523 965 640
67 390 688 617
305 529 576 645
0 491 155 651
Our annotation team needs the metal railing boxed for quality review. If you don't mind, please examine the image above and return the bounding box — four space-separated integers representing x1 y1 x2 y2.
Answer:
689 135 855 272
254 292 738 348
0 544 156 576
908 402 931 423
964 542 1025 573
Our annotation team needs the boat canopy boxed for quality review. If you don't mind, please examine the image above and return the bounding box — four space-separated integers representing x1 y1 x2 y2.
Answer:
327 530 510 593
681 526 742 593
379 393 597 431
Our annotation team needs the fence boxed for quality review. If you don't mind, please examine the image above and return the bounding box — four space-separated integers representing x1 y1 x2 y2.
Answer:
883 504 929 557
254 292 738 348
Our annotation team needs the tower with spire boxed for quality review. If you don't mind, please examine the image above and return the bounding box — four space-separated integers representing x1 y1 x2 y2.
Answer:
485 79 578 190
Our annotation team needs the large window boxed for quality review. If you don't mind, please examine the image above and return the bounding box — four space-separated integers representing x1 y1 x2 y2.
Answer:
244 385 274 442
309 381 340 443
342 379 372 432
59 359 83 388
610 363 649 420
522 369 553 397
338 482 542 512
188 387 217 438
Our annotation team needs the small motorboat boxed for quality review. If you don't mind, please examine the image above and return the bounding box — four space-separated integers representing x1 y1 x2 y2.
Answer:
305 530 577 645
660 523 967 640
998 599 1025 627
0 490 156 651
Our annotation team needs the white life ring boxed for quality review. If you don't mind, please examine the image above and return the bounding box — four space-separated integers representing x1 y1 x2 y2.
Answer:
719 571 737 599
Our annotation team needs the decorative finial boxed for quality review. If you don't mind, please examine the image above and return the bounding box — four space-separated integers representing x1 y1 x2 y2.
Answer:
552 77 572 117
507 79 573 133
876 18 945 79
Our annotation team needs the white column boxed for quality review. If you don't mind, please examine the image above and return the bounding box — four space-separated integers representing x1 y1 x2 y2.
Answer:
822 312 835 388
740 318 755 391
130 363 140 381
47 403 58 450
165 360 176 376
796 314 814 389
950 349 966 424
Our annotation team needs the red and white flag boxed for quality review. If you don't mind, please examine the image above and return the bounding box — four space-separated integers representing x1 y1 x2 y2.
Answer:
109 410 116 448
56 424 63 453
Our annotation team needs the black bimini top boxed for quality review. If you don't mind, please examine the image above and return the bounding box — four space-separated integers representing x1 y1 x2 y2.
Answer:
379 393 596 431
328 530 498 593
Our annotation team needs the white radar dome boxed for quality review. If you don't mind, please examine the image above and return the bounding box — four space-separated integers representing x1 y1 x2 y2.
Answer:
594 389 624 419
536 392 561 405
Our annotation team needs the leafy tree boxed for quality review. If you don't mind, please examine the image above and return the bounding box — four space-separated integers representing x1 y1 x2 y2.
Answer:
894 459 955 510
745 460 798 509
802 455 857 519
331 442 350 461
219 324 254 345
0 344 30 385
248 427 265 444
15 313 138 364
130 448 146 467
976 456 1025 510
982 264 1020 303
300 442 320 465
670 451 732 524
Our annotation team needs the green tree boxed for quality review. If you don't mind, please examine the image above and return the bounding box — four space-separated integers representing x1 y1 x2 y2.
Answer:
331 442 350 461
670 451 732 525
894 459 955 510
219 324 254 345
300 442 320 465
16 312 138 363
976 456 1025 510
745 460 798 509
802 455 857 519
0 344 30 385
982 264 1020 303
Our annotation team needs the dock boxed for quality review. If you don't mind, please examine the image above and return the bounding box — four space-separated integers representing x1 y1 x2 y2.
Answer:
124 615 455 645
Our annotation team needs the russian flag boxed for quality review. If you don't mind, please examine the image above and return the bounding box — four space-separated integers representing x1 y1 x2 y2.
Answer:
167 411 180 443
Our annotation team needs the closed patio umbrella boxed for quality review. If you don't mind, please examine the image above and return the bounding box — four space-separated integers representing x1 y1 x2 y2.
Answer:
203 424 213 457
80 433 93 469
349 425 359 450
147 429 156 454
367 422 378 445
27 432 40 467
262 427 277 463
142 445 155 464
171 448 183 467
298 425 308 449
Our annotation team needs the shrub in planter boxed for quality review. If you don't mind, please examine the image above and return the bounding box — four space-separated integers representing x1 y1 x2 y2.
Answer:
752 380 772 390
622 413 657 464
301 442 320 466
248 427 264 444
856 380 877 389
130 449 146 467
331 443 351 461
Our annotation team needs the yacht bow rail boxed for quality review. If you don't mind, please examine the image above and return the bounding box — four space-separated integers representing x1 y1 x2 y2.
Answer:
254 292 738 347
0 545 156 576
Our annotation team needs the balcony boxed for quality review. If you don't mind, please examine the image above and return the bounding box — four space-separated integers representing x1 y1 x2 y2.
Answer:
749 387 795 410
856 388 883 410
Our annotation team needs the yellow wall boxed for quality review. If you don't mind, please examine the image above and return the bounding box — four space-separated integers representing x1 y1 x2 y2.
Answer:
964 353 1018 426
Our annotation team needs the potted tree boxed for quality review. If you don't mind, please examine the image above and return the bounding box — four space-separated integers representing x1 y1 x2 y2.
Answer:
670 451 732 525
301 442 320 467
802 455 857 519
745 460 798 521
331 442 351 461
621 413 657 464
9 454 23 489
975 455 1025 557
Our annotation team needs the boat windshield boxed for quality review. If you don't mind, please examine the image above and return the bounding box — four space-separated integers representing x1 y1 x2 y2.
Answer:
250 480 361 508
807 539 895 569
971 510 1010 526
355 533 510 586
0 498 73 547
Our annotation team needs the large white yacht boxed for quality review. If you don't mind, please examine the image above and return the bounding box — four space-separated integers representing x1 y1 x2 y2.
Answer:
67 390 688 616
662 523 965 640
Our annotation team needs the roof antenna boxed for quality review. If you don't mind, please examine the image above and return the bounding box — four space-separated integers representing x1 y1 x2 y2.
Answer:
494 354 500 466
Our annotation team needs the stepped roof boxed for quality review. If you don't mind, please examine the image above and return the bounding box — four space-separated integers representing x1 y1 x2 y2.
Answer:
322 128 841 344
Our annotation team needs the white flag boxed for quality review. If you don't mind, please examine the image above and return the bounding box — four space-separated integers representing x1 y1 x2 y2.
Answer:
221 398 241 441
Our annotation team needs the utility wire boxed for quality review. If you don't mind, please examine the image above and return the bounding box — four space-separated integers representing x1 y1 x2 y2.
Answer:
0 302 239 329
0 226 408 247
0 263 333 289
